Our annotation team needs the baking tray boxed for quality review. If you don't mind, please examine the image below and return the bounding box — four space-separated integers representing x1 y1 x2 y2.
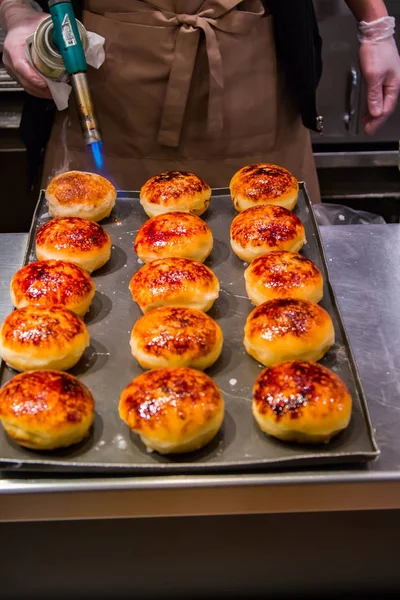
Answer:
0 184 379 473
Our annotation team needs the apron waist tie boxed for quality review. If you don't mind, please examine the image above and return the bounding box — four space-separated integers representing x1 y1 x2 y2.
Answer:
87 0 265 147
159 12 224 147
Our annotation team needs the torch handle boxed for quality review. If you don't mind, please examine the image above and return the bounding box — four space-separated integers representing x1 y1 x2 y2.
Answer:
49 0 87 74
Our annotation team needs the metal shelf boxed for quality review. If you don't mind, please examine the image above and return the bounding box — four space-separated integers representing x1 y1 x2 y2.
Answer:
0 111 21 129
314 150 399 169
0 68 23 92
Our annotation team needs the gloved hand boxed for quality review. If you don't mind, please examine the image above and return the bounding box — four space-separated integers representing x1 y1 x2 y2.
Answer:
1 4 51 98
358 16 400 135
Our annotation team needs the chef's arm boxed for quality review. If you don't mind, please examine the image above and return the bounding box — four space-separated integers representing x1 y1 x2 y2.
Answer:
344 0 388 21
345 0 400 134
0 0 51 98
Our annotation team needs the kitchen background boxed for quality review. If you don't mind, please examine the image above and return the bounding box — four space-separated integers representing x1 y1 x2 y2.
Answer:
1 0 400 232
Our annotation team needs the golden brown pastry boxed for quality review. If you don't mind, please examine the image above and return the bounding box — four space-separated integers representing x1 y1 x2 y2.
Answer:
45 171 117 222
0 370 95 450
129 257 220 313
119 367 224 454
0 305 89 372
10 260 95 317
244 298 335 367
252 361 352 443
36 217 112 273
130 306 223 370
140 171 211 218
230 163 299 212
134 212 213 263
244 251 324 306
230 204 306 262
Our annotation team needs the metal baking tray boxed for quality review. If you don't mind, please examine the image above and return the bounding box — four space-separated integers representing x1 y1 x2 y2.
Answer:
0 184 379 473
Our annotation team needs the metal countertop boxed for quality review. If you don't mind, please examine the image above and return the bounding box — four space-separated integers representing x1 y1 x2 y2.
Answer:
1 226 400 521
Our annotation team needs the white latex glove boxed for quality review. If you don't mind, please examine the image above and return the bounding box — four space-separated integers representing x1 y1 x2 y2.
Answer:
1 5 51 98
358 16 400 135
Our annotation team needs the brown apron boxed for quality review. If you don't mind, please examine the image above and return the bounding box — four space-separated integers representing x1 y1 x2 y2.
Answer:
42 0 320 201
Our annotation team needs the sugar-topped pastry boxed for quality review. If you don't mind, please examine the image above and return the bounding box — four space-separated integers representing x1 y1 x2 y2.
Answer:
119 367 224 454
244 298 334 367
230 204 306 262
129 257 219 313
134 212 213 263
230 163 299 212
0 370 95 450
36 217 111 273
130 306 223 370
253 361 352 444
10 260 95 317
46 171 116 222
244 251 323 305
0 305 89 372
140 170 211 218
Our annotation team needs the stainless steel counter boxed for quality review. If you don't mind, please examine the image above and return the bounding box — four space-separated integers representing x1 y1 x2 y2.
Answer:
1 226 400 521
0 234 27 303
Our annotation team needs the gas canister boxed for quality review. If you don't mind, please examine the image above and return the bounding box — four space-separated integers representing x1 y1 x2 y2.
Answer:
30 15 88 81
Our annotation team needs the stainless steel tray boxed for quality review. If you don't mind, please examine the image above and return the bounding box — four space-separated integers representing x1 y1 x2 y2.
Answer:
0 185 379 473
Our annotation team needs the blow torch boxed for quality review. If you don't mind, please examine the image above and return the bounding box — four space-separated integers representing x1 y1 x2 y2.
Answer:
48 0 102 149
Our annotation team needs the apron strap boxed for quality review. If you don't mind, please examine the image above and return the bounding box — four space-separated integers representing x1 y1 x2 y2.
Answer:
158 1 265 147
158 14 223 147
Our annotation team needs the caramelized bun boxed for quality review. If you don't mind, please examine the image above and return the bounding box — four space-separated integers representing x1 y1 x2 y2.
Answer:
36 217 111 273
230 205 306 262
134 212 213 263
129 257 220 313
230 163 299 212
245 251 323 305
244 298 335 367
119 367 224 454
10 260 95 317
0 305 89 372
45 171 116 222
140 171 211 218
253 361 352 443
0 370 95 450
130 306 223 370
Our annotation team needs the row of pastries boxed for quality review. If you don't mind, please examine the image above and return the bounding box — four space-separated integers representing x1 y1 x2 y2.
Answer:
230 167 351 444
0 164 352 456
131 165 351 448
0 171 118 450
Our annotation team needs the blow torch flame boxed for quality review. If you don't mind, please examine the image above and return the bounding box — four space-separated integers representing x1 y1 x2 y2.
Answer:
91 141 104 170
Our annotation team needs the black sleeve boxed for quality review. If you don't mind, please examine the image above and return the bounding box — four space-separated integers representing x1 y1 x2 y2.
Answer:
265 0 323 132
20 95 56 187
20 0 84 185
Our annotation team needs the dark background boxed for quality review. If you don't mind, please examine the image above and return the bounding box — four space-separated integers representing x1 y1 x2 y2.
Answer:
1 511 400 598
